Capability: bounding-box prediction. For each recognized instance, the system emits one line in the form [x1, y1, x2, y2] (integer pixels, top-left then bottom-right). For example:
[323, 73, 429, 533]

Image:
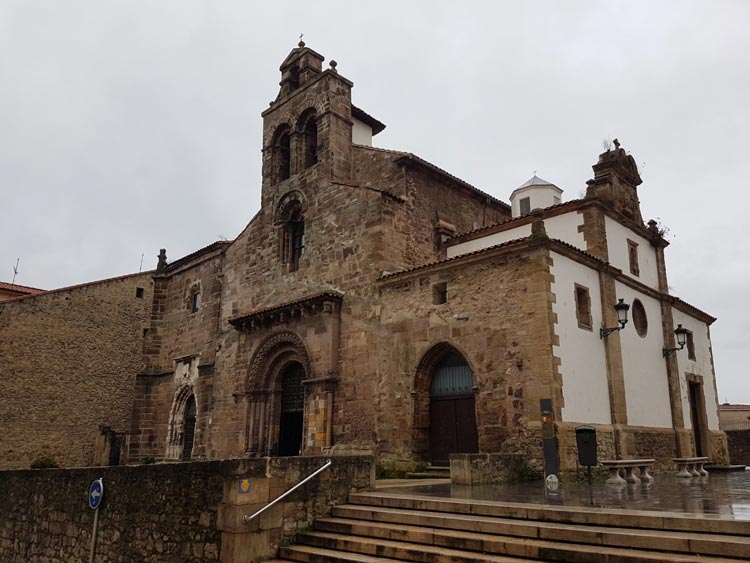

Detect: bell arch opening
[271, 124, 292, 184]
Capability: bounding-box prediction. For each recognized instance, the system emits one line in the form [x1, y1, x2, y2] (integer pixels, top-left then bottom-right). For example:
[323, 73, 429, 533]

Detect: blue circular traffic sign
[88, 478, 104, 510]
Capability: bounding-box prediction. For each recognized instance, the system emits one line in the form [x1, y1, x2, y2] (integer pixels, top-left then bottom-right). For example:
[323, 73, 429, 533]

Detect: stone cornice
[229, 290, 343, 332]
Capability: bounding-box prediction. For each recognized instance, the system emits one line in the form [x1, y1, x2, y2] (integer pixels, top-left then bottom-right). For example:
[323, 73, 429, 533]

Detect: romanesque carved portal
[244, 331, 311, 456]
[413, 343, 479, 465]
[165, 386, 197, 461]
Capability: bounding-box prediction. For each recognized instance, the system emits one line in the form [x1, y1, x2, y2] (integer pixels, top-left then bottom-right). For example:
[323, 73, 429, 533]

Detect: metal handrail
[241, 458, 332, 524]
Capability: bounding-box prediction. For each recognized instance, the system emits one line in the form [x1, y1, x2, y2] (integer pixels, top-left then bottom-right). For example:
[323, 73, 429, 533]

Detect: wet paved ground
[378, 470, 750, 520]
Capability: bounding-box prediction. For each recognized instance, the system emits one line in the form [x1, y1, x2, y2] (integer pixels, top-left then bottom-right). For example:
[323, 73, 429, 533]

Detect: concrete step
[300, 529, 737, 563]
[405, 465, 450, 479]
[277, 545, 405, 562]
[329, 504, 750, 559]
[316, 515, 750, 561]
[348, 491, 750, 536]
[404, 471, 450, 479]
[297, 531, 553, 562]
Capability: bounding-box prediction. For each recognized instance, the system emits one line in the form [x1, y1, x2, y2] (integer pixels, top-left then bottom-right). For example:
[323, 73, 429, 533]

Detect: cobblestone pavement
[379, 470, 750, 519]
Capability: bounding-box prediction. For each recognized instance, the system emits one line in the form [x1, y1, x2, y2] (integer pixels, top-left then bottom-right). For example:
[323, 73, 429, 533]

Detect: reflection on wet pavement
[379, 471, 750, 520]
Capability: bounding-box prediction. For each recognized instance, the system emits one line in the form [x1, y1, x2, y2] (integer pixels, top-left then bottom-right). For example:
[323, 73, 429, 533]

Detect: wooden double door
[429, 394, 479, 465]
[428, 353, 479, 466]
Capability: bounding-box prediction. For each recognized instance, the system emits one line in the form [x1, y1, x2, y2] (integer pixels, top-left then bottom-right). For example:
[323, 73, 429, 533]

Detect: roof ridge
[379, 236, 532, 280]
[1, 270, 154, 304]
[352, 144, 408, 156]
[0, 281, 44, 292]
[449, 198, 586, 241]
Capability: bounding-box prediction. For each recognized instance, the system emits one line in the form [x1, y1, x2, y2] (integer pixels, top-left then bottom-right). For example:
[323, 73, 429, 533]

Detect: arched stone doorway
[414, 344, 479, 465]
[165, 386, 198, 461]
[278, 362, 305, 456]
[245, 331, 312, 457]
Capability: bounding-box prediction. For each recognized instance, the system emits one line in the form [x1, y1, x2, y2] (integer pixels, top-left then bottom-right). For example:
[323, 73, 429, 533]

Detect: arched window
[277, 197, 306, 272]
[286, 208, 305, 271]
[298, 110, 318, 169]
[272, 125, 292, 184]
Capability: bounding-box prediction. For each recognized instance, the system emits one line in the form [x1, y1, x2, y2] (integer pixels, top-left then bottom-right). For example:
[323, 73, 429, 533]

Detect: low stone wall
[725, 429, 750, 465]
[0, 456, 373, 563]
[450, 453, 543, 485]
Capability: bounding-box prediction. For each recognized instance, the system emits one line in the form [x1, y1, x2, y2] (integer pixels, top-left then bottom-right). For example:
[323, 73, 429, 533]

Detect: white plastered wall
[447, 224, 532, 257]
[605, 216, 659, 289]
[551, 252, 611, 424]
[352, 118, 372, 146]
[615, 281, 673, 428]
[447, 210, 586, 259]
[672, 308, 721, 431]
[545, 212, 586, 248]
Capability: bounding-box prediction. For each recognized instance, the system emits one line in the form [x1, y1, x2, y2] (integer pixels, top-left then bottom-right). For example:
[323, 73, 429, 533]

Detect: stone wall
[450, 453, 543, 485]
[130, 248, 226, 463]
[0, 273, 153, 470]
[0, 456, 373, 563]
[376, 240, 558, 472]
[726, 430, 750, 465]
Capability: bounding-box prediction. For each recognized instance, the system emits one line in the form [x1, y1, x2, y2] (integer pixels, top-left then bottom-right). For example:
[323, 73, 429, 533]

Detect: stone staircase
[268, 489, 750, 562]
[404, 465, 450, 479]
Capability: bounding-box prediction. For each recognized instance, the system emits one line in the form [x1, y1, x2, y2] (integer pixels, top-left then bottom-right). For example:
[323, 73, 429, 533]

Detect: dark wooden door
[278, 412, 304, 456]
[181, 396, 196, 461]
[428, 353, 479, 466]
[429, 395, 478, 466]
[108, 433, 123, 466]
[688, 382, 704, 457]
[278, 363, 305, 456]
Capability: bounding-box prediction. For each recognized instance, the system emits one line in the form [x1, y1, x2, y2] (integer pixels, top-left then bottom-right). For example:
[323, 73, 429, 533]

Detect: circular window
[632, 299, 648, 337]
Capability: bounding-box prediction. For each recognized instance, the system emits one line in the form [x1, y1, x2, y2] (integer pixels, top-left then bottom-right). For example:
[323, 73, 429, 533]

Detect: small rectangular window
[135, 287, 144, 299]
[627, 239, 640, 276]
[574, 284, 592, 330]
[687, 331, 696, 360]
[191, 291, 201, 313]
[520, 197, 531, 215]
[432, 282, 447, 305]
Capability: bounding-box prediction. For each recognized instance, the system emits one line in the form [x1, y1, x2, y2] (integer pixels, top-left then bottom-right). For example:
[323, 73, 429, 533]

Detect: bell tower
[586, 140, 645, 224]
[260, 41, 355, 201]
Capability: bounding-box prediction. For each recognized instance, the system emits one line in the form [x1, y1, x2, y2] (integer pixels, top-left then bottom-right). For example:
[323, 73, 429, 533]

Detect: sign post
[87, 478, 104, 563]
[539, 399, 559, 486]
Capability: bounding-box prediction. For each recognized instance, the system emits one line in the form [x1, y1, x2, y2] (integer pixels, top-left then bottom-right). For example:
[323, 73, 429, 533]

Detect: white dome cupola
[510, 175, 563, 218]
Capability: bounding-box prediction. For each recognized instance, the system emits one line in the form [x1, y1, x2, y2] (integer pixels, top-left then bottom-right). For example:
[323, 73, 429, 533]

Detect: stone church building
[0, 43, 728, 475]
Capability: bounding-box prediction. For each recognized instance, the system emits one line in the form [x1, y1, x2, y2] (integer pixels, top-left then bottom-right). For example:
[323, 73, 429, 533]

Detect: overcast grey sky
[1, 1, 748, 402]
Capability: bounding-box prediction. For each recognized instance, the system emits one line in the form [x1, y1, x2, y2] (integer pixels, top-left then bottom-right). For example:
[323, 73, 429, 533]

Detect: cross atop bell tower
[277, 40, 325, 101]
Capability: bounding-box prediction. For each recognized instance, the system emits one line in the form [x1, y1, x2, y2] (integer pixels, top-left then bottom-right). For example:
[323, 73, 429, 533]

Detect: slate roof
[351, 105, 386, 135]
[517, 174, 557, 189]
